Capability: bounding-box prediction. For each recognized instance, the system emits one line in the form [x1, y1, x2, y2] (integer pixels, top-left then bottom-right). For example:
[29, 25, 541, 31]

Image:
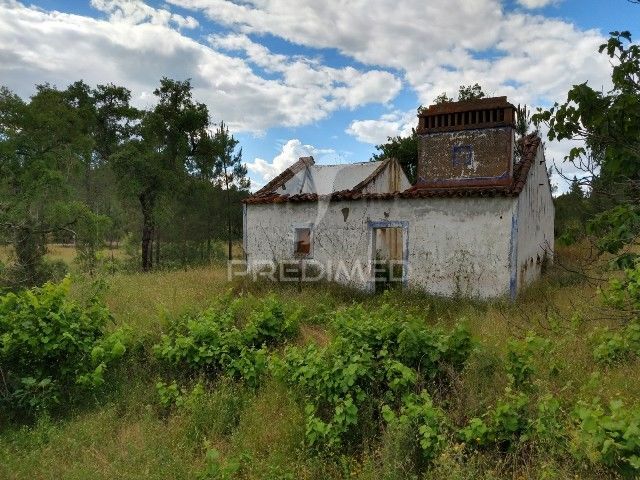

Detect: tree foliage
[534, 31, 640, 261]
[0, 78, 250, 283]
[372, 130, 420, 184]
[0, 278, 126, 417]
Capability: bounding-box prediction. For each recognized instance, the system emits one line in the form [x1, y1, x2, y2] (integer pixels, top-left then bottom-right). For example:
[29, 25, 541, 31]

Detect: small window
[294, 228, 311, 255]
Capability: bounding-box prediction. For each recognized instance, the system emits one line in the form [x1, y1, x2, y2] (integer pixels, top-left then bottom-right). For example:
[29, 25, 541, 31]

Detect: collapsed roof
[244, 134, 542, 205]
[247, 156, 410, 203]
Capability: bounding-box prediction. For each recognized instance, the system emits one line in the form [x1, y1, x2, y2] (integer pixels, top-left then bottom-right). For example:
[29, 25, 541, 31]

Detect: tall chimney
[415, 96, 516, 187]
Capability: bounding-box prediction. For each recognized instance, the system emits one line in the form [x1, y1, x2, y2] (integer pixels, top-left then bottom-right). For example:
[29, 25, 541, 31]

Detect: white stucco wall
[244, 196, 516, 299]
[513, 144, 555, 292]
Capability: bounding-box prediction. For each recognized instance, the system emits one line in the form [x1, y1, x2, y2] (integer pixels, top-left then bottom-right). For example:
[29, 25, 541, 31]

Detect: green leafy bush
[592, 322, 640, 364]
[602, 260, 640, 311]
[381, 390, 447, 470]
[156, 380, 205, 411]
[591, 260, 640, 364]
[505, 334, 551, 388]
[272, 303, 472, 452]
[459, 390, 563, 452]
[572, 399, 640, 474]
[154, 295, 298, 387]
[0, 278, 125, 417]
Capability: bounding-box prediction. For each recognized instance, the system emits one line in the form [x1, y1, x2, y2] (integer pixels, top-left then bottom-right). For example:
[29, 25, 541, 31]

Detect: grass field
[0, 243, 637, 480]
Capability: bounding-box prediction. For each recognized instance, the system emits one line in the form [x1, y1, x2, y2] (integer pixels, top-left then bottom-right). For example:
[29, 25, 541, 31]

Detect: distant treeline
[0, 78, 250, 288]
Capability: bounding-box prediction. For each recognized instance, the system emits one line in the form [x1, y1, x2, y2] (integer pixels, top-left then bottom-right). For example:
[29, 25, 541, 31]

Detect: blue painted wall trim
[508, 203, 519, 300]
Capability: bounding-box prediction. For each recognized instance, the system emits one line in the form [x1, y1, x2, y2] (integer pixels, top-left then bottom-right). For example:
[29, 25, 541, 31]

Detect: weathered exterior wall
[513, 144, 555, 292]
[417, 128, 513, 184]
[244, 197, 516, 298]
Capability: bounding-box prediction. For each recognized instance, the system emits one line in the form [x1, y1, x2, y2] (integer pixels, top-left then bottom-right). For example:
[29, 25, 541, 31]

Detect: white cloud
[91, 0, 199, 28]
[170, 0, 611, 107]
[0, 1, 401, 134]
[247, 139, 335, 184]
[517, 0, 559, 8]
[346, 110, 415, 145]
[210, 33, 402, 110]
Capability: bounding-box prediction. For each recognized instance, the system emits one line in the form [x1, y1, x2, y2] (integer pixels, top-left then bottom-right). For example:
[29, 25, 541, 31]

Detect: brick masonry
[417, 127, 514, 186]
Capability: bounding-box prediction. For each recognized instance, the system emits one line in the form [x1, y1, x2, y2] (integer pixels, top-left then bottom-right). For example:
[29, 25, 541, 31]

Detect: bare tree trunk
[155, 229, 160, 267]
[139, 192, 155, 272]
[149, 227, 154, 270]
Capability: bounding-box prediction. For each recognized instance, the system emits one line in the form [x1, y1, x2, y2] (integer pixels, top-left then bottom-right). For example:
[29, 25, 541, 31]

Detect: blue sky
[1, 0, 638, 191]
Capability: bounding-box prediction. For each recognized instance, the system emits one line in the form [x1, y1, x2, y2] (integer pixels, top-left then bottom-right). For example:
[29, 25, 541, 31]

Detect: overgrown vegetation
[2, 266, 640, 479]
[0, 278, 126, 420]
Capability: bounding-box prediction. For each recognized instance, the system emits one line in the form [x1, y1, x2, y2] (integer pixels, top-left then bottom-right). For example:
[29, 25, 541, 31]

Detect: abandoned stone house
[242, 97, 554, 299]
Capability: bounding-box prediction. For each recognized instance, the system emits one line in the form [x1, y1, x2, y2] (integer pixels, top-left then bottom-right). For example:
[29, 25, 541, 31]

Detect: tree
[63, 81, 139, 270]
[210, 121, 250, 260]
[533, 31, 640, 261]
[457, 83, 486, 101]
[433, 92, 453, 104]
[113, 78, 211, 271]
[515, 104, 533, 137]
[0, 85, 92, 286]
[533, 32, 639, 188]
[372, 131, 419, 184]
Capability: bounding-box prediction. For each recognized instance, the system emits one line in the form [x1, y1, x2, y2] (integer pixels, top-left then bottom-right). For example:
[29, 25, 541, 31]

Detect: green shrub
[0, 277, 125, 417]
[272, 303, 473, 452]
[592, 322, 640, 364]
[381, 390, 448, 471]
[603, 260, 640, 311]
[572, 399, 640, 474]
[156, 380, 205, 411]
[459, 390, 563, 452]
[154, 295, 298, 387]
[505, 334, 551, 388]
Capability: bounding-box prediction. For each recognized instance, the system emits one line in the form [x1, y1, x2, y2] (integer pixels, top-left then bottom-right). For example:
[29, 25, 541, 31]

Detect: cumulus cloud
[0, 1, 401, 134]
[247, 139, 336, 185]
[517, 0, 559, 8]
[210, 33, 402, 109]
[170, 0, 610, 107]
[91, 0, 199, 28]
[346, 111, 415, 145]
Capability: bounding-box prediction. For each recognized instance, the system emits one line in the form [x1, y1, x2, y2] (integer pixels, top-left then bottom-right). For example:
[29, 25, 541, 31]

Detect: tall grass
[1, 243, 637, 479]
